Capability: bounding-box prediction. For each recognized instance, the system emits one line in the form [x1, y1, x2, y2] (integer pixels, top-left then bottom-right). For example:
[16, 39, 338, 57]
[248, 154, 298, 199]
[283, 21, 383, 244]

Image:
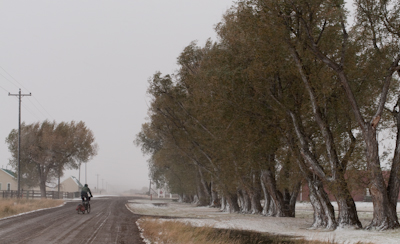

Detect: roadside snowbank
[0, 201, 66, 221]
[127, 199, 400, 244]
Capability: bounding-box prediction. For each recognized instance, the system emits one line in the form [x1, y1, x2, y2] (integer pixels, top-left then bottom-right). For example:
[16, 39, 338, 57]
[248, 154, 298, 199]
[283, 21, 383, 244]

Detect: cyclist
[81, 184, 93, 203]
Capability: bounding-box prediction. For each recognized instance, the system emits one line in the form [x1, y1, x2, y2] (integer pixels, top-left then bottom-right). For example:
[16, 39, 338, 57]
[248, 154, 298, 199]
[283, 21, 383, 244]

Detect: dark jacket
[81, 186, 92, 196]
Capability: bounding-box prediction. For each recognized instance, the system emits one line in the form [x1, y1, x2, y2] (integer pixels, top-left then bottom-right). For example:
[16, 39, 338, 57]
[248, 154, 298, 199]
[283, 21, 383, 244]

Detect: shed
[59, 176, 83, 193]
[0, 168, 18, 191]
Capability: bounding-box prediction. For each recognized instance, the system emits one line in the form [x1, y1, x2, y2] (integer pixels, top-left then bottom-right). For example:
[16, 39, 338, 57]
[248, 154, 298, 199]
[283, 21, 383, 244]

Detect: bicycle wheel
[86, 203, 91, 213]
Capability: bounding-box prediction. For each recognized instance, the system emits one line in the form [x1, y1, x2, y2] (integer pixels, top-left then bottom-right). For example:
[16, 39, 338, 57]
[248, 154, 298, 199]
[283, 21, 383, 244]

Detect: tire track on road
[51, 211, 104, 243]
[85, 211, 111, 244]
[0, 197, 145, 244]
[1, 203, 77, 244]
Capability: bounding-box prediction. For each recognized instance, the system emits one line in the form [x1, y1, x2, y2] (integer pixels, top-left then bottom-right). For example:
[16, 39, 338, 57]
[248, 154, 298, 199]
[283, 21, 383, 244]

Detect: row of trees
[6, 120, 98, 197]
[135, 0, 400, 230]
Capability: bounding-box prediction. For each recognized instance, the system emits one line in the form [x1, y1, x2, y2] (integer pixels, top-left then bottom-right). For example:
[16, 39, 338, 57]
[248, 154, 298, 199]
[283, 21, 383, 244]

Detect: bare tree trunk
[284, 128, 337, 229]
[331, 174, 362, 228]
[261, 179, 270, 215]
[287, 44, 362, 228]
[308, 183, 326, 229]
[220, 195, 227, 212]
[366, 128, 399, 229]
[183, 194, 193, 203]
[239, 189, 251, 213]
[250, 188, 263, 214]
[246, 172, 263, 214]
[260, 174, 276, 216]
[285, 182, 300, 217]
[37, 165, 47, 198]
[294, 8, 400, 227]
[261, 168, 294, 217]
[286, 109, 362, 227]
[225, 192, 240, 213]
[298, 160, 337, 229]
[307, 179, 337, 229]
[210, 182, 220, 208]
[387, 100, 400, 213]
[195, 170, 209, 206]
[39, 179, 46, 198]
[237, 189, 244, 211]
[268, 199, 277, 216]
[198, 167, 211, 204]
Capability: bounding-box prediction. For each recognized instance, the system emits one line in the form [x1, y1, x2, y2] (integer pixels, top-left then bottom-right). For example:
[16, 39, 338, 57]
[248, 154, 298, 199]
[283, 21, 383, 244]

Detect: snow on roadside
[0, 195, 116, 221]
[127, 199, 400, 244]
[125, 202, 154, 244]
[135, 220, 153, 244]
[0, 201, 67, 221]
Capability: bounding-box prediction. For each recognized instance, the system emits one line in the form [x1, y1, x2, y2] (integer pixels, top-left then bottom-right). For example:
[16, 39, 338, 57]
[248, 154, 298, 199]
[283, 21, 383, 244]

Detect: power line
[1, 66, 54, 120]
[0, 72, 19, 90]
[11, 95, 42, 121]
[0, 84, 9, 93]
[25, 97, 51, 120]
[28, 96, 54, 120]
[21, 100, 42, 121]
[0, 66, 30, 92]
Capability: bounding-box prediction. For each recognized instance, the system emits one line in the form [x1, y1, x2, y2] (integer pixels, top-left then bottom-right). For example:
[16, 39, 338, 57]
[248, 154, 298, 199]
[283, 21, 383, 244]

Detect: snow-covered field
[127, 199, 400, 244]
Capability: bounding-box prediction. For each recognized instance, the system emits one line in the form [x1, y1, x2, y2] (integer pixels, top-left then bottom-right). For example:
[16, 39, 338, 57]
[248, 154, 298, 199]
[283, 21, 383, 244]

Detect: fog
[0, 0, 235, 193]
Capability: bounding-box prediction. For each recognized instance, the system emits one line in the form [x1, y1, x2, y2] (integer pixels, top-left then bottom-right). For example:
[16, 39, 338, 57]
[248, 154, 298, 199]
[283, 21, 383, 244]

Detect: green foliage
[136, 0, 400, 227]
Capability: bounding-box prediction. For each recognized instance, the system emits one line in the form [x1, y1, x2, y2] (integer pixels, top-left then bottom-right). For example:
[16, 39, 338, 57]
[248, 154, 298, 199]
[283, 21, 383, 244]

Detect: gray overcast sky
[0, 0, 235, 192]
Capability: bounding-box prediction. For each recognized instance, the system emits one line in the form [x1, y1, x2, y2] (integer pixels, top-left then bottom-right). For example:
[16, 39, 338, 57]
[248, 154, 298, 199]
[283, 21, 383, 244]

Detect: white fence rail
[0, 190, 80, 199]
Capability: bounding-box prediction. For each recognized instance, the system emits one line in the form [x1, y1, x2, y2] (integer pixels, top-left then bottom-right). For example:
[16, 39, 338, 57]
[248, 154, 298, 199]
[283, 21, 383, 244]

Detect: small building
[58, 176, 83, 193]
[0, 168, 18, 191]
[149, 182, 172, 198]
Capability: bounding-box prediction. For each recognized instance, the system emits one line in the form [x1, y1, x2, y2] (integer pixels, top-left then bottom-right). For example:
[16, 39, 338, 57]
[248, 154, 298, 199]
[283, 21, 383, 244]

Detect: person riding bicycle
[81, 184, 93, 202]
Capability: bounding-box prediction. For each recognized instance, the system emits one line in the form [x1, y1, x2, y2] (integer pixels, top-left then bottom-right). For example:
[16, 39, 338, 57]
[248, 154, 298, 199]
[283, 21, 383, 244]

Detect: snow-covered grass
[137, 218, 246, 244]
[128, 199, 400, 244]
[136, 217, 337, 244]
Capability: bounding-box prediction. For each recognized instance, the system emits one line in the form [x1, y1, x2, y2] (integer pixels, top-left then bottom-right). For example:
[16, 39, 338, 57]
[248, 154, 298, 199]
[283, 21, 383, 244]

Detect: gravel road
[0, 196, 145, 244]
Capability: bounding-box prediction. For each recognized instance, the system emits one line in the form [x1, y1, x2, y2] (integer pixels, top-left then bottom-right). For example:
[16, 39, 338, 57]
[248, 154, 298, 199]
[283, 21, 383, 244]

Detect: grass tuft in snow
[0, 198, 63, 219]
[137, 217, 356, 244]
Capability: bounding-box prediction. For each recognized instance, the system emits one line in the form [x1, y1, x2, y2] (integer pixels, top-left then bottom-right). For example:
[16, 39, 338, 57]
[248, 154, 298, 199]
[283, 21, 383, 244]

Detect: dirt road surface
[0, 196, 145, 244]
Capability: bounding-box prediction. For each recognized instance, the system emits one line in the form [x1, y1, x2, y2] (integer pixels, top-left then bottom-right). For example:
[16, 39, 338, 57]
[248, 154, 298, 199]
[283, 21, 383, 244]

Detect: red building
[296, 171, 397, 202]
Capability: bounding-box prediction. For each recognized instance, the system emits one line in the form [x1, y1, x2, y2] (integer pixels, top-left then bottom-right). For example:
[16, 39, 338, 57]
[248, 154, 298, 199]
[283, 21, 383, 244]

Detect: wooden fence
[1, 190, 80, 199]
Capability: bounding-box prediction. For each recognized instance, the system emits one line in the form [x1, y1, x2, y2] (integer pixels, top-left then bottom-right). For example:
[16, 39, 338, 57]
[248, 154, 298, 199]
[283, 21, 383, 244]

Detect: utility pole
[96, 174, 99, 192]
[9, 88, 31, 198]
[149, 180, 151, 195]
[78, 163, 81, 183]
